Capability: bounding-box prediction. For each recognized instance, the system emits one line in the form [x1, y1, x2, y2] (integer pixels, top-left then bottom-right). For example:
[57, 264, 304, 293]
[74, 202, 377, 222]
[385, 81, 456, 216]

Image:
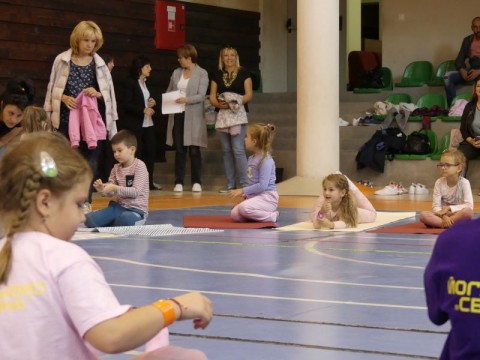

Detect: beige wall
[382, 0, 477, 81]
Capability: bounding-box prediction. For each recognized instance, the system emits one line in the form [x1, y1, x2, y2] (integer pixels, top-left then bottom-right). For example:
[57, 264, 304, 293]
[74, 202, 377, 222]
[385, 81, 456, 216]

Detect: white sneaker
[415, 183, 429, 195]
[339, 118, 349, 126]
[192, 183, 202, 192]
[374, 182, 407, 195]
[173, 184, 183, 192]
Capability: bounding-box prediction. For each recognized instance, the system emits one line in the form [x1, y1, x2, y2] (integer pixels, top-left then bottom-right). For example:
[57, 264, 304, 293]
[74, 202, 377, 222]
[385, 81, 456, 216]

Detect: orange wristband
[152, 299, 176, 327]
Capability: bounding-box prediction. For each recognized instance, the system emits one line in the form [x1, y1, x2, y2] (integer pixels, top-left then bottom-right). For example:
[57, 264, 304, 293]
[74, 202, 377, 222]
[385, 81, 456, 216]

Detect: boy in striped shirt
[85, 130, 149, 227]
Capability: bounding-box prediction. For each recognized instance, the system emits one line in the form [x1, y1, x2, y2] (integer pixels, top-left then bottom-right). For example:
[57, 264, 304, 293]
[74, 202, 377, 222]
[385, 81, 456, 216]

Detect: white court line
[347, 233, 438, 242]
[305, 241, 424, 269]
[109, 283, 427, 310]
[93, 256, 422, 290]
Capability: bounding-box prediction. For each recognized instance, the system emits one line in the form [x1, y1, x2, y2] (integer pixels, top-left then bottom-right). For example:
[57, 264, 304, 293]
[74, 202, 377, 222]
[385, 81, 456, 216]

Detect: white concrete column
[277, 0, 339, 195]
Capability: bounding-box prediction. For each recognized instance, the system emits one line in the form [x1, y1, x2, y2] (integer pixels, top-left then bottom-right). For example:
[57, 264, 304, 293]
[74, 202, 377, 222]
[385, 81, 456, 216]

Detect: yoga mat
[183, 215, 277, 229]
[369, 221, 445, 235]
[74, 224, 223, 239]
[276, 211, 416, 232]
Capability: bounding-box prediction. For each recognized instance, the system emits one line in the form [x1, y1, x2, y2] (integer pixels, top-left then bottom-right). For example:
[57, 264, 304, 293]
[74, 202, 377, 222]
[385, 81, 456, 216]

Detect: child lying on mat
[228, 123, 279, 222]
[85, 130, 149, 227]
[419, 150, 473, 228]
[310, 173, 377, 229]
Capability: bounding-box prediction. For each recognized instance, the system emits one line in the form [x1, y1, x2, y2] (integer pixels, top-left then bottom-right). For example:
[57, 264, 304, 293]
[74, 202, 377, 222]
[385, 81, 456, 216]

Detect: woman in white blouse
[166, 44, 209, 192]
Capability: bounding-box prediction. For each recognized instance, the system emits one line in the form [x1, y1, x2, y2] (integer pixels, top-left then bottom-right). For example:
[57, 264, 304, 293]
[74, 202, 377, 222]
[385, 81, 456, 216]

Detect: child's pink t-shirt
[0, 232, 131, 359]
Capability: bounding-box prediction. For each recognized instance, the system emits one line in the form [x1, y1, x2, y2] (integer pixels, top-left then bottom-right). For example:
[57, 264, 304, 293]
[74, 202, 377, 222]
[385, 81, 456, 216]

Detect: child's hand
[227, 189, 244, 198]
[102, 183, 117, 196]
[442, 215, 453, 228]
[321, 201, 332, 219]
[436, 206, 451, 217]
[173, 292, 213, 330]
[318, 218, 334, 230]
[93, 179, 104, 192]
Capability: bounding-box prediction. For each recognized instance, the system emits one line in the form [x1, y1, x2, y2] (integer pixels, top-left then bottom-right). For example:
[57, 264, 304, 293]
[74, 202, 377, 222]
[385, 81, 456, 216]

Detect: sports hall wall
[379, 0, 477, 84]
[0, 0, 260, 117]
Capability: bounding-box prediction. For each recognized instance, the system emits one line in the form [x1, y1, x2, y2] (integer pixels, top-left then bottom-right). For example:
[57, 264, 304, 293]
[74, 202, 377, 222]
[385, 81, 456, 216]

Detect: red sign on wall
[155, 1, 186, 50]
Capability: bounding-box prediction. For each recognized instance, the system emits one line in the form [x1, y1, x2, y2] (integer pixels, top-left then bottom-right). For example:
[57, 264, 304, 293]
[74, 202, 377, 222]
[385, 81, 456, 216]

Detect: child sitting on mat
[85, 130, 149, 227]
[310, 173, 377, 229]
[419, 150, 473, 228]
[0, 132, 212, 359]
[228, 123, 279, 222]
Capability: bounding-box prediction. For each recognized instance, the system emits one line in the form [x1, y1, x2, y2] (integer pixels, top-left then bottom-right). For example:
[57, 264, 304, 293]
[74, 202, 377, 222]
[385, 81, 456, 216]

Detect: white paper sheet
[161, 90, 184, 114]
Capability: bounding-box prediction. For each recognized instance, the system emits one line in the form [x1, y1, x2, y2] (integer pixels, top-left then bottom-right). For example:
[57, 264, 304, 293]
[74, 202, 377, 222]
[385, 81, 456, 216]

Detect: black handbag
[404, 131, 431, 154]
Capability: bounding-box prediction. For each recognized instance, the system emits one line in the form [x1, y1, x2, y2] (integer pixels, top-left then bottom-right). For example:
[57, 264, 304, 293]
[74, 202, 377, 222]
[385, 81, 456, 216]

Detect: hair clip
[40, 151, 58, 178]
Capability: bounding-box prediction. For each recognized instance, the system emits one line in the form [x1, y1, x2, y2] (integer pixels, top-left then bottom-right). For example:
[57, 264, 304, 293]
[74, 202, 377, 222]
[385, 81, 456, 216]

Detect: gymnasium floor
[78, 191, 451, 360]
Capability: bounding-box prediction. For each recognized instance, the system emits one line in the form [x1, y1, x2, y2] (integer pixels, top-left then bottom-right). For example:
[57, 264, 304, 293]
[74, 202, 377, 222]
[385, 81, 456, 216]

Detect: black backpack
[356, 127, 407, 173]
[404, 131, 431, 155]
[360, 66, 384, 88]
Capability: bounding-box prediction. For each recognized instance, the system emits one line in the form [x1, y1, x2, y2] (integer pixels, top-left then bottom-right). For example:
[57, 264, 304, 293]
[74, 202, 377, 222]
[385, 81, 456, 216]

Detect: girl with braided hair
[0, 132, 212, 359]
[228, 123, 279, 222]
[310, 173, 377, 229]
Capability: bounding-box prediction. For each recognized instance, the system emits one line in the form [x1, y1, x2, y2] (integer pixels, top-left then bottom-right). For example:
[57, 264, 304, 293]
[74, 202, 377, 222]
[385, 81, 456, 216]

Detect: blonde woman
[44, 20, 118, 211]
[209, 46, 253, 193]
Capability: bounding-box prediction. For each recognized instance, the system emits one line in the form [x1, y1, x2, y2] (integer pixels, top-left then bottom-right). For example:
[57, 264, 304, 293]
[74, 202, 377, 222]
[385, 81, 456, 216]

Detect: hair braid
[0, 167, 41, 284]
[8, 167, 42, 237]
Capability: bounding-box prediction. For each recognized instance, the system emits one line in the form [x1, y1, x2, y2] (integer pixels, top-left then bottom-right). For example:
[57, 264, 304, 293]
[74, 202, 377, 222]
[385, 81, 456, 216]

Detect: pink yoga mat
[183, 215, 277, 229]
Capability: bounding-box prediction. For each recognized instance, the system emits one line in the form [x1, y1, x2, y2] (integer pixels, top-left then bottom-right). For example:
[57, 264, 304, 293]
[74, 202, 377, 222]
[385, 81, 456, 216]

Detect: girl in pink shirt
[311, 173, 377, 229]
[0, 132, 212, 360]
[420, 150, 474, 228]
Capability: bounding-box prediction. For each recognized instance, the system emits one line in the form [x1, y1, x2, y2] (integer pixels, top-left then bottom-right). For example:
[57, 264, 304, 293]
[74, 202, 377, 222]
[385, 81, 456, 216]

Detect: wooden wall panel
[0, 0, 260, 107]
[0, 0, 260, 158]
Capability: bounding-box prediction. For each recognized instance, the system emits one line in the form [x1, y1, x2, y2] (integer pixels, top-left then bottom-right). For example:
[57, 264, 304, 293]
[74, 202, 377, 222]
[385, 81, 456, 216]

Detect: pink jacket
[69, 92, 107, 149]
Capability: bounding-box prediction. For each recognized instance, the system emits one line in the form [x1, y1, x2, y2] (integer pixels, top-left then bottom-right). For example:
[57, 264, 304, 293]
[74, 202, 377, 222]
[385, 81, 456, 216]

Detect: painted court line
[304, 241, 425, 269]
[93, 256, 423, 290]
[109, 283, 427, 310]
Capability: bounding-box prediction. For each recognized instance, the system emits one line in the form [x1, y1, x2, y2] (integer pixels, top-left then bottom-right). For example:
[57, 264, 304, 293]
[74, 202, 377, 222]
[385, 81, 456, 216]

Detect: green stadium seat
[384, 92, 412, 104]
[431, 131, 451, 160]
[408, 92, 448, 122]
[395, 61, 434, 87]
[427, 60, 456, 86]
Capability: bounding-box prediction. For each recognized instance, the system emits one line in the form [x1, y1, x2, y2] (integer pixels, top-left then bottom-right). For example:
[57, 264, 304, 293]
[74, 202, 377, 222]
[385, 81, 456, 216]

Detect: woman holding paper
[165, 44, 208, 192]
[123, 55, 160, 190]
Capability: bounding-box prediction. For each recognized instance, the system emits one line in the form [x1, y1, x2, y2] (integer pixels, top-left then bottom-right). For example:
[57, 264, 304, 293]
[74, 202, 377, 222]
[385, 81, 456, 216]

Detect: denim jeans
[218, 124, 248, 188]
[85, 201, 145, 227]
[444, 70, 465, 106]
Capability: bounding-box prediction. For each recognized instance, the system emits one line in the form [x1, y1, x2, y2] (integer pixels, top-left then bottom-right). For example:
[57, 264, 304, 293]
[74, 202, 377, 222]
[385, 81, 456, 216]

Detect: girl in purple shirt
[228, 123, 279, 222]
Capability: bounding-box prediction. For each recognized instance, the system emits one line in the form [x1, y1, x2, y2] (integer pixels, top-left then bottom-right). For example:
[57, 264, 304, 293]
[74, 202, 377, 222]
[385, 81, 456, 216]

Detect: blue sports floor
[75, 205, 447, 359]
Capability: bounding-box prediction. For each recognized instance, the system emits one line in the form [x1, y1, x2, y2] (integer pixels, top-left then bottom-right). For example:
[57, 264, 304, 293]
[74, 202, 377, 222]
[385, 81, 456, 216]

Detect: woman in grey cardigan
[166, 44, 208, 192]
